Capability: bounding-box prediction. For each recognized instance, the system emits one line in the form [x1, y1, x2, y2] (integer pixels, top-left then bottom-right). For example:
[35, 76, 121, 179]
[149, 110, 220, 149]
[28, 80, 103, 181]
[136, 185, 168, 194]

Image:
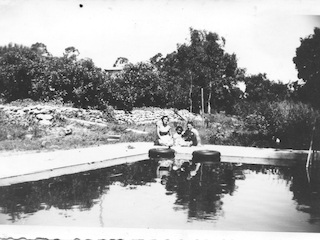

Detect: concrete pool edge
[1, 225, 320, 240]
[0, 142, 314, 187]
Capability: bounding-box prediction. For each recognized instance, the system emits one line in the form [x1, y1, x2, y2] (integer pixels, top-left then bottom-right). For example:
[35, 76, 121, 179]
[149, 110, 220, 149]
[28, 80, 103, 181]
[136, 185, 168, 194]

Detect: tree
[0, 44, 40, 101]
[64, 46, 80, 60]
[293, 27, 320, 108]
[31, 42, 51, 57]
[113, 57, 129, 67]
[106, 62, 167, 111]
[244, 73, 290, 102]
[156, 28, 243, 113]
[150, 52, 190, 110]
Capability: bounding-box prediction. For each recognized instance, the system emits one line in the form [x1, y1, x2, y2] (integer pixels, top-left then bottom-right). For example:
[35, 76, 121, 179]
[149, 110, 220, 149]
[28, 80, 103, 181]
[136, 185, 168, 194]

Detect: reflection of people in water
[164, 161, 236, 209]
[156, 159, 173, 185]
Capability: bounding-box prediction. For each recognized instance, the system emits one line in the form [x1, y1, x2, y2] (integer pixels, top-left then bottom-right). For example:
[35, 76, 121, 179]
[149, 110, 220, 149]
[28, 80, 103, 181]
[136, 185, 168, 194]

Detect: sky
[0, 0, 320, 83]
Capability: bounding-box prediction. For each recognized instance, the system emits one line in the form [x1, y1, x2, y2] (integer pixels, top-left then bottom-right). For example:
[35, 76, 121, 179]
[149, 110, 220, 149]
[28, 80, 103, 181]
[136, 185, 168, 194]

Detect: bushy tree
[0, 43, 108, 109]
[244, 73, 290, 102]
[0, 44, 40, 101]
[105, 62, 167, 111]
[293, 27, 320, 108]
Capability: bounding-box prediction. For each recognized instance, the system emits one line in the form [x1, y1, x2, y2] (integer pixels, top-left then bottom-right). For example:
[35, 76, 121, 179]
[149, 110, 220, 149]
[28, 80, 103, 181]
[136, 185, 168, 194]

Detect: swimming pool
[0, 158, 319, 232]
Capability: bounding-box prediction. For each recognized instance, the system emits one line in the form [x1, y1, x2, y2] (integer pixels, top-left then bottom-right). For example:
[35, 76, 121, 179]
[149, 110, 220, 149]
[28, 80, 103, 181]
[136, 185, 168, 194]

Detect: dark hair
[161, 115, 169, 121]
[187, 121, 194, 126]
[176, 126, 183, 132]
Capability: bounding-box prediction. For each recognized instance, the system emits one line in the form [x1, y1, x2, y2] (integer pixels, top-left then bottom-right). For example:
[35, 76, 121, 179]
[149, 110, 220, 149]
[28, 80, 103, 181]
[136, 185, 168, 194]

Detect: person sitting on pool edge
[154, 115, 173, 147]
[182, 121, 202, 146]
[173, 126, 191, 147]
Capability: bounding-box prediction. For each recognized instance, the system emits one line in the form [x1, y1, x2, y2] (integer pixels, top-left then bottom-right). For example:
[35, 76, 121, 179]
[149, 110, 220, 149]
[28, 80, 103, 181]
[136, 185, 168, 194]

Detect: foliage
[0, 31, 291, 114]
[151, 28, 245, 113]
[232, 100, 320, 149]
[105, 62, 167, 111]
[264, 101, 320, 149]
[0, 43, 38, 101]
[150, 52, 190, 109]
[244, 73, 291, 102]
[293, 27, 320, 108]
[0, 43, 108, 109]
[244, 114, 269, 136]
[1, 29, 319, 151]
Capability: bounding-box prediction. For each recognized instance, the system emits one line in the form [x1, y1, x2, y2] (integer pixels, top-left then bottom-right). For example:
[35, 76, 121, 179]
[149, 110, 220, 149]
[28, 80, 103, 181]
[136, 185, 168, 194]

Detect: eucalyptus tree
[156, 28, 243, 113]
[150, 52, 190, 110]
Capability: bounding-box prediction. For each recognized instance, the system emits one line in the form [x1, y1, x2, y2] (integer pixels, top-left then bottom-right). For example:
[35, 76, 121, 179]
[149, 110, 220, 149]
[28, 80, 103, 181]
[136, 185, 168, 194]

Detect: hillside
[0, 102, 213, 152]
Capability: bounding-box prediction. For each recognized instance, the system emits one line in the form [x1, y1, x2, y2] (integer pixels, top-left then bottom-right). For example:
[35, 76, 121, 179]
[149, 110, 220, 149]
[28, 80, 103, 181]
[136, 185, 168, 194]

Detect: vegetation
[0, 107, 156, 151]
[1, 27, 320, 151]
[293, 27, 320, 108]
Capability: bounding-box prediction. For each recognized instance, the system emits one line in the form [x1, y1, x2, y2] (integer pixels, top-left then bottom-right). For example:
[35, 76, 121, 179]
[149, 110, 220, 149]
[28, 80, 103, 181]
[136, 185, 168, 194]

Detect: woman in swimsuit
[155, 116, 173, 147]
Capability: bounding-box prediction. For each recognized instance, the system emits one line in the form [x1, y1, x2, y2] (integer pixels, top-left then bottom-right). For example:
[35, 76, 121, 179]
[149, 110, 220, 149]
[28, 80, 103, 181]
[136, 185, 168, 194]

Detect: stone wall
[0, 105, 200, 126]
[114, 108, 201, 125]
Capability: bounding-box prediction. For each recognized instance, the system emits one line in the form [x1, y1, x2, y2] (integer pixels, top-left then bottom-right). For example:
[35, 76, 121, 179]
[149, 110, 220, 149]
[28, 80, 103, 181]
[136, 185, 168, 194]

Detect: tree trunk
[201, 88, 204, 115]
[189, 71, 193, 112]
[207, 81, 212, 114]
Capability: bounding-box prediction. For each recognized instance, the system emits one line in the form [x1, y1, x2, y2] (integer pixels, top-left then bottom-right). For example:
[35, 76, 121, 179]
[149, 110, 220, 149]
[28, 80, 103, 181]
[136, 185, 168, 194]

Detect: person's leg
[191, 134, 198, 146]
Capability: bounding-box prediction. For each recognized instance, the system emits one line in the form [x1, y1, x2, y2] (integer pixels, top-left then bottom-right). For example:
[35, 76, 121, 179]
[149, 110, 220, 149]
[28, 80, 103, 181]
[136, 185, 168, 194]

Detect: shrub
[244, 114, 269, 136]
[233, 100, 320, 149]
[264, 101, 320, 149]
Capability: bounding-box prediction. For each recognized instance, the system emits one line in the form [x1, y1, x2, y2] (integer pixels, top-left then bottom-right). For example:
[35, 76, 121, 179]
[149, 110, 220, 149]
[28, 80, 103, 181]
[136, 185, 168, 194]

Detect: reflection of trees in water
[164, 163, 236, 220]
[0, 160, 159, 222]
[289, 162, 320, 223]
[2, 159, 318, 225]
[163, 162, 310, 222]
[234, 164, 293, 182]
[233, 163, 320, 224]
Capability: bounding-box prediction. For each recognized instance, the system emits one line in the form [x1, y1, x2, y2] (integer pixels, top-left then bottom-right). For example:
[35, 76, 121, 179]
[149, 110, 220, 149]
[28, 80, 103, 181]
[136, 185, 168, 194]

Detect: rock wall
[0, 105, 200, 126]
[0, 105, 107, 126]
[114, 108, 201, 125]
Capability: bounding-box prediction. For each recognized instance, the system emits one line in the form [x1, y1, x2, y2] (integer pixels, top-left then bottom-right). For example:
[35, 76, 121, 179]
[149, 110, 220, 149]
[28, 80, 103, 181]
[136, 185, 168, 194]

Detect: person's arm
[193, 129, 202, 146]
[156, 121, 161, 138]
[190, 163, 201, 177]
[181, 130, 187, 139]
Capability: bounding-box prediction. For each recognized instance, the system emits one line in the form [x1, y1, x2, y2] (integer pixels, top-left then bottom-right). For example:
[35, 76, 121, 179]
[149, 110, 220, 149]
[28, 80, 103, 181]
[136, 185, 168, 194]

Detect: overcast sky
[1, 0, 320, 83]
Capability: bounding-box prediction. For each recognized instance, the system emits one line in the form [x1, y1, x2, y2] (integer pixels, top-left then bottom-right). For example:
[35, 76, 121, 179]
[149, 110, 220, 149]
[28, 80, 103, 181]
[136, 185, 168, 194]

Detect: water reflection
[0, 160, 158, 222]
[160, 161, 236, 220]
[158, 159, 320, 225]
[0, 158, 320, 230]
[290, 162, 320, 224]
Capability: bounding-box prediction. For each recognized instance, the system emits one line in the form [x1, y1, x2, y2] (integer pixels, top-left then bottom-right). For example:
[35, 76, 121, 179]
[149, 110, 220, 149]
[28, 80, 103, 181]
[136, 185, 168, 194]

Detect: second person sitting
[173, 126, 191, 147]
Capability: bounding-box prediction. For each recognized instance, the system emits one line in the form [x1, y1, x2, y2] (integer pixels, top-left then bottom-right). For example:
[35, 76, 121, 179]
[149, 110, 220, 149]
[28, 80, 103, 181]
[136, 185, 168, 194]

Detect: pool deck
[0, 142, 312, 187]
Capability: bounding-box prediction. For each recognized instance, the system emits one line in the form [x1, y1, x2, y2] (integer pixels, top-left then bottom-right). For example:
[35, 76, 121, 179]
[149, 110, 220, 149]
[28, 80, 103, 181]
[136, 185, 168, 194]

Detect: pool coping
[0, 142, 314, 187]
[0, 225, 319, 240]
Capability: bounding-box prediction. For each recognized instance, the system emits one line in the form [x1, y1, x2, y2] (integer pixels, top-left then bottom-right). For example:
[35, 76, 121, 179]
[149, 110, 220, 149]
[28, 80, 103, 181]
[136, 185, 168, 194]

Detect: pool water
[0, 159, 320, 232]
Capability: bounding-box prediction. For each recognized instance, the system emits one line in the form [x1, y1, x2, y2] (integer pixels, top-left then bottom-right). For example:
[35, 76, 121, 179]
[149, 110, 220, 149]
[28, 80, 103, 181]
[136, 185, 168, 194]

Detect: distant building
[104, 66, 123, 74]
[104, 57, 129, 74]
